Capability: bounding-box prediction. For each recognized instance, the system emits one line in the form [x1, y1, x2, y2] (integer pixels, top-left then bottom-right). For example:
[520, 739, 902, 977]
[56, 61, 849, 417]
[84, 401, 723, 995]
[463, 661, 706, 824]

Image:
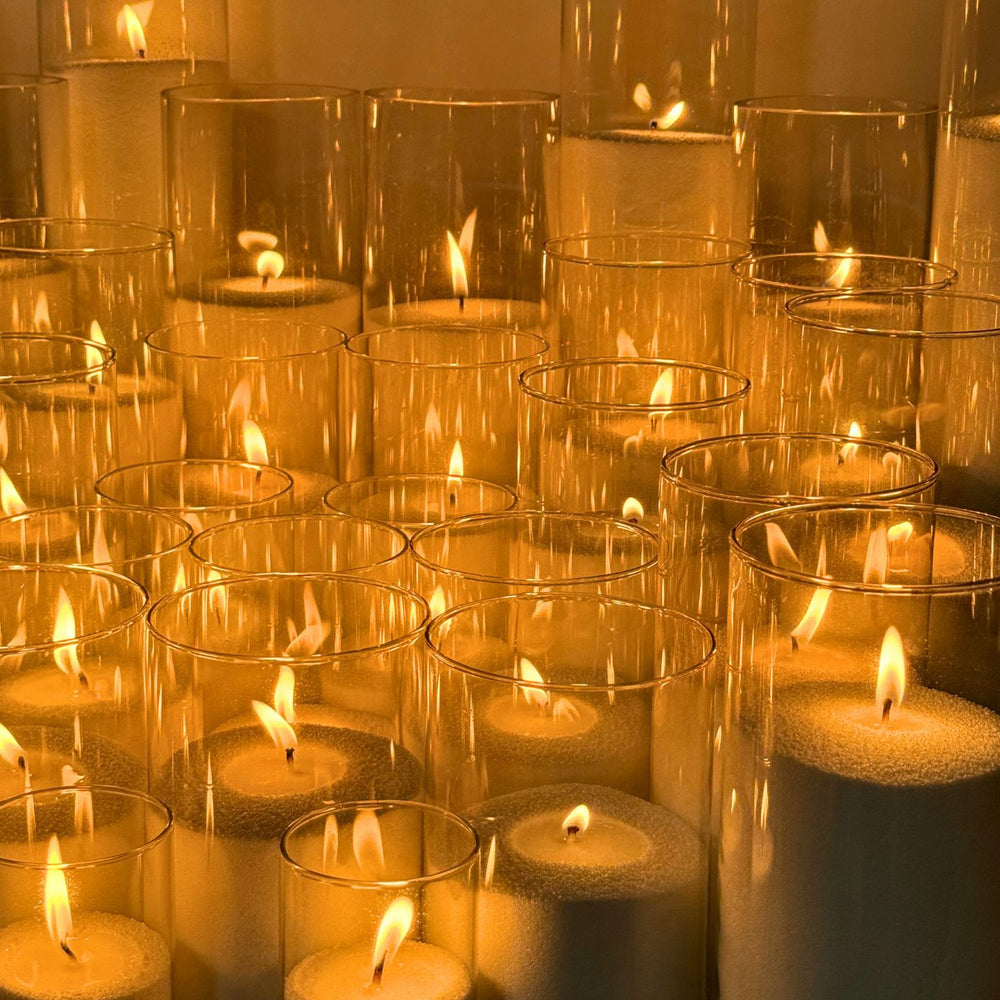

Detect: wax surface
[364, 299, 543, 332]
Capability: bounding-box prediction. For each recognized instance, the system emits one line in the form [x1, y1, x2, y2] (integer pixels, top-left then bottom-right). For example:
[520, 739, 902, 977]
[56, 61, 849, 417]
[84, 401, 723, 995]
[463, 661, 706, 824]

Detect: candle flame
[448, 440, 465, 478]
[44, 836, 74, 959]
[826, 251, 858, 289]
[616, 330, 639, 357]
[256, 250, 285, 289]
[322, 814, 339, 871]
[52, 589, 87, 689]
[274, 665, 296, 724]
[653, 101, 686, 130]
[458, 208, 477, 259]
[887, 521, 914, 545]
[227, 379, 253, 423]
[283, 588, 330, 657]
[237, 230, 279, 253]
[517, 656, 551, 710]
[0, 468, 27, 516]
[0, 722, 26, 771]
[251, 700, 298, 754]
[85, 320, 108, 376]
[621, 496, 644, 522]
[790, 587, 831, 649]
[353, 808, 385, 873]
[446, 231, 469, 301]
[837, 421, 863, 463]
[33, 292, 52, 332]
[813, 221, 831, 253]
[92, 514, 112, 565]
[875, 626, 906, 721]
[649, 369, 674, 407]
[764, 523, 801, 570]
[863, 525, 889, 585]
[117, 3, 147, 57]
[242, 420, 269, 465]
[370, 897, 414, 988]
[562, 804, 591, 839]
[632, 82, 653, 112]
[428, 586, 447, 618]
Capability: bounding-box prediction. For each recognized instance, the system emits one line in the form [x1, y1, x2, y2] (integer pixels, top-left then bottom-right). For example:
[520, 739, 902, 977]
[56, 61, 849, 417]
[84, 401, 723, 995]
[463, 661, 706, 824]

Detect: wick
[881, 698, 893, 724]
[88, 382, 96, 396]
[458, 295, 465, 312]
[371, 959, 386, 988]
[77, 670, 89, 691]
[138, 47, 146, 59]
[564, 824, 580, 841]
[16, 755, 25, 771]
[261, 274, 270, 292]
[60, 940, 78, 962]
[836, 453, 846, 467]
[648, 120, 658, 130]
[285, 746, 295, 764]
[790, 635, 799, 652]
[448, 490, 458, 506]
[255, 468, 263, 484]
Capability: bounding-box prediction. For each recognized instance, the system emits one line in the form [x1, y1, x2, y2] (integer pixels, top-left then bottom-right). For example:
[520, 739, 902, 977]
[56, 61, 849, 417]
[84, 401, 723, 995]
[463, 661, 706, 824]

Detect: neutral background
[1, 0, 946, 104]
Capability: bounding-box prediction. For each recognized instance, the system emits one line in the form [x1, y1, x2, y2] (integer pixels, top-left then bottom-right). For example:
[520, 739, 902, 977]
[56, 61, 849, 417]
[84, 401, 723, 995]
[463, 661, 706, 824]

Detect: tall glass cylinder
[364, 88, 557, 331]
[37, 0, 229, 226]
[559, 0, 757, 235]
[164, 83, 362, 333]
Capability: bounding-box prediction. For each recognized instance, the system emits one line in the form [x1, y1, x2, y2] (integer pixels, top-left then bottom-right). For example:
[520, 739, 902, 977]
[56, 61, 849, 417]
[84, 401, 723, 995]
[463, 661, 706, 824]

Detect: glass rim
[785, 288, 1000, 339]
[410, 511, 658, 585]
[544, 230, 750, 269]
[94, 459, 295, 512]
[145, 320, 347, 362]
[731, 500, 1000, 595]
[519, 357, 751, 412]
[0, 332, 115, 383]
[0, 217, 173, 256]
[187, 512, 410, 576]
[731, 251, 957, 292]
[0, 563, 147, 655]
[162, 81, 361, 104]
[660, 432, 940, 504]
[366, 86, 558, 108]
[345, 325, 550, 370]
[426, 592, 716, 692]
[0, 73, 66, 90]
[735, 95, 938, 117]
[0, 786, 172, 870]
[280, 799, 480, 888]
[148, 572, 429, 663]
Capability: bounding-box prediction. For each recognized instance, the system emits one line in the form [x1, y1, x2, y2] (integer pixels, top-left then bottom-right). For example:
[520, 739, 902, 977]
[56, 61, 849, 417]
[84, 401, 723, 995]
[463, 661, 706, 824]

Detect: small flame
[0, 468, 27, 516]
[353, 808, 385, 873]
[790, 588, 831, 649]
[458, 209, 477, 259]
[85, 320, 108, 374]
[764, 523, 801, 570]
[52, 589, 87, 689]
[887, 521, 914, 545]
[517, 657, 550, 711]
[242, 420, 269, 465]
[632, 82, 653, 112]
[274, 665, 296, 724]
[863, 525, 889, 585]
[837, 421, 863, 463]
[237, 231, 279, 253]
[322, 815, 339, 871]
[33, 292, 52, 332]
[251, 700, 298, 755]
[44, 836, 74, 959]
[370, 897, 414, 987]
[256, 250, 285, 289]
[0, 722, 26, 771]
[429, 586, 447, 619]
[227, 380, 253, 423]
[827, 251, 858, 289]
[813, 221, 831, 253]
[653, 101, 686, 130]
[562, 804, 591, 839]
[649, 369, 675, 407]
[616, 331, 639, 358]
[448, 441, 464, 478]
[117, 3, 147, 57]
[875, 626, 906, 722]
[621, 497, 644, 522]
[446, 231, 469, 301]
[92, 515, 112, 565]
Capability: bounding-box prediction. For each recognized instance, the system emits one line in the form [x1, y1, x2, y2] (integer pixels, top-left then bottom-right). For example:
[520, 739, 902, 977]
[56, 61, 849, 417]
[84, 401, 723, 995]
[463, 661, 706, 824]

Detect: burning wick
[561, 804, 591, 843]
[881, 697, 894, 724]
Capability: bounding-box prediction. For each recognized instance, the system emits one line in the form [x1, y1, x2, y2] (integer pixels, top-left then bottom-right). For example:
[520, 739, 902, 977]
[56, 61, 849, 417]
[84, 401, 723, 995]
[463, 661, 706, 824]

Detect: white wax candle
[364, 299, 543, 333]
[0, 912, 170, 1000]
[469, 782, 705, 1000]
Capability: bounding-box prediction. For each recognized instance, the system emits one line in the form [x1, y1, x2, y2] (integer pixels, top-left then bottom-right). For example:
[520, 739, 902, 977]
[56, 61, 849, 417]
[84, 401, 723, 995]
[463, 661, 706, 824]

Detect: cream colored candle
[364, 299, 542, 333]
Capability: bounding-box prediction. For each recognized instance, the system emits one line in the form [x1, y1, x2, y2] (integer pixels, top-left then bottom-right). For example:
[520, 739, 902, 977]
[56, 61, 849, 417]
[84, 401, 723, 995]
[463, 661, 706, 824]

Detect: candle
[364, 298, 542, 333]
[468, 782, 705, 1000]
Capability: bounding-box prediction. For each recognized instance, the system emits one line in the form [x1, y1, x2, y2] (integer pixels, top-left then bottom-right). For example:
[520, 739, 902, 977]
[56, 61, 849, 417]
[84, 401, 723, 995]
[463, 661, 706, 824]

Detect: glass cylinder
[545, 232, 749, 363]
[0, 333, 117, 507]
[164, 83, 362, 333]
[427, 591, 715, 999]
[0, 504, 193, 600]
[720, 502, 1000, 999]
[343, 325, 548, 487]
[0, 564, 148, 797]
[0, 219, 180, 465]
[729, 251, 957, 431]
[95, 458, 294, 534]
[733, 97, 938, 257]
[364, 88, 558, 331]
[323, 474, 517, 537]
[281, 801, 478, 1000]
[658, 433, 939, 631]
[410, 511, 659, 610]
[559, 0, 757, 235]
[0, 786, 173, 1000]
[519, 358, 749, 527]
[931, 2, 1000, 293]
[0, 75, 69, 217]
[188, 513, 410, 586]
[782, 288, 1000, 515]
[145, 319, 344, 510]
[37, 0, 229, 226]
[147, 574, 428, 1000]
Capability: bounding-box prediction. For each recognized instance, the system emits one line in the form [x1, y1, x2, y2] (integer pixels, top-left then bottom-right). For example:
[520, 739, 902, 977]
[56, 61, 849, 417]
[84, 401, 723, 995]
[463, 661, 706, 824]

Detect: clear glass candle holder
[658, 433, 939, 631]
[0, 75, 69, 217]
[0, 564, 148, 797]
[164, 83, 362, 334]
[0, 786, 173, 1000]
[95, 458, 294, 534]
[0, 504, 193, 600]
[0, 333, 117, 508]
[188, 513, 410, 587]
[147, 573, 428, 1000]
[145, 319, 345, 510]
[364, 88, 558, 332]
[782, 288, 1000, 514]
[720, 502, 1000, 999]
[323, 474, 517, 537]
[427, 591, 715, 1000]
[519, 358, 749, 527]
[729, 251, 957, 431]
[410, 510, 659, 610]
[343, 325, 548, 487]
[281, 801, 478, 1000]
[544, 231, 749, 364]
[733, 97, 938, 257]
[37, 0, 229, 226]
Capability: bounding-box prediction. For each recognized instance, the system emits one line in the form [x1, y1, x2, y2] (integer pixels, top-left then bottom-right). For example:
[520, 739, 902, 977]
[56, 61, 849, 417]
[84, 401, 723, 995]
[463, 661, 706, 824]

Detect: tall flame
[252, 700, 298, 756]
[863, 525, 889, 585]
[517, 656, 550, 711]
[428, 586, 447, 619]
[242, 420, 269, 465]
[44, 835, 74, 958]
[370, 897, 415, 987]
[789, 588, 831, 650]
[837, 421, 863, 463]
[446, 231, 469, 301]
[826, 250, 858, 289]
[0, 722, 26, 771]
[875, 626, 906, 722]
[274, 665, 296, 724]
[764, 523, 801, 570]
[448, 440, 465, 478]
[52, 589, 87, 689]
[649, 370, 675, 407]
[117, 3, 148, 57]
[0, 468, 27, 516]
[562, 804, 591, 839]
[353, 808, 385, 873]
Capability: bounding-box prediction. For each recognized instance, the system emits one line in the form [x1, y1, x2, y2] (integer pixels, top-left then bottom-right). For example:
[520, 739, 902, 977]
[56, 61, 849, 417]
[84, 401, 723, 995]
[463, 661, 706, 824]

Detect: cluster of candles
[0, 2, 998, 1000]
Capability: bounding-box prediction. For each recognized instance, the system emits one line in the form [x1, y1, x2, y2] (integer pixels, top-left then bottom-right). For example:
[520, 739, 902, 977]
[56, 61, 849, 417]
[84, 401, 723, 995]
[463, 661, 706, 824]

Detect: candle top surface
[195, 276, 360, 308]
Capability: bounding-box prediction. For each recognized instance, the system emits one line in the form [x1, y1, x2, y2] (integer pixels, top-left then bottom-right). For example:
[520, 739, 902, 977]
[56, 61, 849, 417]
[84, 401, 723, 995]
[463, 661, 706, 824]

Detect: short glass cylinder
[519, 358, 749, 526]
[343, 325, 549, 487]
[0, 564, 149, 798]
[281, 801, 478, 1000]
[733, 97, 938, 256]
[720, 502, 1000, 999]
[364, 88, 558, 331]
[0, 504, 192, 600]
[145, 319, 345, 510]
[782, 288, 1000, 514]
[544, 232, 749, 364]
[0, 333, 117, 506]
[0, 75, 69, 217]
[164, 83, 362, 334]
[410, 511, 659, 610]
[0, 786, 173, 1000]
[95, 458, 294, 533]
[426, 591, 715, 1000]
[658, 433, 940, 629]
[147, 573, 428, 1000]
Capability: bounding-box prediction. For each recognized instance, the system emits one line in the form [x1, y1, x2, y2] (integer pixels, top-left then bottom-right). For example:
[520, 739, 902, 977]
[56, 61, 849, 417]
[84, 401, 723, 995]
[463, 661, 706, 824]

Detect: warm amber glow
[274, 665, 296, 724]
[370, 897, 414, 987]
[649, 369, 675, 407]
[91, 515, 112, 565]
[562, 804, 591, 839]
[827, 251, 857, 289]
[876, 626, 906, 720]
[251, 700, 298, 754]
[887, 520, 914, 544]
[616, 330, 639, 357]
[428, 586, 447, 619]
[789, 587, 831, 649]
[813, 221, 831, 253]
[118, 4, 148, 57]
[621, 496, 644, 522]
[242, 419, 270, 465]
[765, 523, 801, 570]
[552, 697, 582, 722]
[256, 250, 285, 288]
[632, 82, 653, 112]
[237, 230, 279, 253]
[517, 656, 551, 710]
[863, 525, 889, 585]
[353, 808, 385, 873]
[52, 589, 86, 688]
[227, 379, 252, 422]
[458, 209, 477, 258]
[44, 836, 74, 958]
[33, 291, 52, 332]
[0, 468, 27, 516]
[0, 722, 25, 771]
[654, 101, 687, 130]
[448, 440, 465, 478]
[837, 420, 863, 462]
[85, 320, 108, 374]
[446, 230, 469, 300]
[283, 585, 330, 657]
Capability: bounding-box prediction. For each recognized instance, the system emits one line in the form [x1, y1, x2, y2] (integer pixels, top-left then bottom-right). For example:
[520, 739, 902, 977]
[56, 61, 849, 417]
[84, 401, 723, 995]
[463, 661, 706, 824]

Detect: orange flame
[252, 700, 297, 754]
[863, 525, 889, 585]
[876, 626, 906, 721]
[837, 421, 863, 463]
[446, 231, 469, 301]
[562, 804, 591, 838]
[621, 497, 644, 522]
[370, 897, 415, 987]
[353, 808, 385, 873]
[790, 587, 831, 649]
[0, 468, 27, 516]
[256, 250, 285, 289]
[765, 523, 801, 570]
[448, 441, 464, 478]
[242, 420, 269, 465]
[826, 250, 858, 289]
[649, 370, 674, 407]
[44, 835, 74, 958]
[117, 3, 147, 57]
[0, 722, 25, 771]
[274, 665, 296, 724]
[237, 230, 279, 253]
[52, 589, 86, 689]
[429, 586, 447, 619]
[653, 101, 686, 130]
[517, 656, 550, 711]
